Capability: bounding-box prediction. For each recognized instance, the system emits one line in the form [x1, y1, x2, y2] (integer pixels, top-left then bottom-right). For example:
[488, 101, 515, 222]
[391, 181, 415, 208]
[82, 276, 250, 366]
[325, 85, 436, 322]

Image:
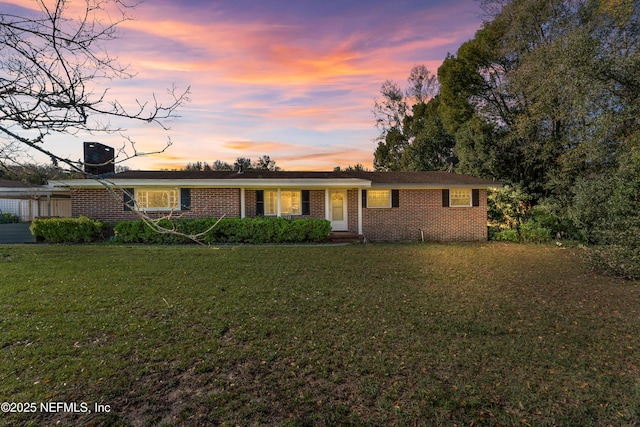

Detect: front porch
[328, 231, 365, 244]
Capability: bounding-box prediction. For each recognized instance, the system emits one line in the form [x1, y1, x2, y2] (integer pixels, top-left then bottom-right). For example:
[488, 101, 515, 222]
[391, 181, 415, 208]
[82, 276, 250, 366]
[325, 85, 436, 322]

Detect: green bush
[493, 228, 520, 242]
[113, 217, 332, 244]
[30, 216, 106, 243]
[0, 212, 20, 224]
[569, 163, 640, 278]
[491, 220, 552, 244]
[586, 245, 640, 280]
[519, 220, 552, 243]
[487, 185, 534, 230]
[529, 202, 578, 240]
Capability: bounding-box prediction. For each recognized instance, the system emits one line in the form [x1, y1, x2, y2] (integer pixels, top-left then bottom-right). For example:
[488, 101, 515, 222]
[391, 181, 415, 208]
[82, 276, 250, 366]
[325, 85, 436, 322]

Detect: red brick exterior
[70, 186, 488, 241]
[71, 188, 241, 223]
[360, 189, 487, 241]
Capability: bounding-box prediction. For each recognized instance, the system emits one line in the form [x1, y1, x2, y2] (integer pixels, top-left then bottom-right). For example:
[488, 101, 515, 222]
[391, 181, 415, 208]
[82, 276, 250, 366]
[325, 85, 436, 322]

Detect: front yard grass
[1, 243, 639, 426]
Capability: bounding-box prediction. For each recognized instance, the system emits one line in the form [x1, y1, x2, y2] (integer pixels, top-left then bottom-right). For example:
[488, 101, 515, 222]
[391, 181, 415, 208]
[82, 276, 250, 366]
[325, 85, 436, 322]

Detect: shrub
[569, 160, 640, 278]
[493, 229, 519, 243]
[0, 212, 20, 224]
[113, 217, 332, 244]
[30, 216, 106, 243]
[491, 220, 551, 244]
[487, 185, 531, 230]
[519, 220, 552, 243]
[586, 245, 640, 280]
[529, 202, 578, 240]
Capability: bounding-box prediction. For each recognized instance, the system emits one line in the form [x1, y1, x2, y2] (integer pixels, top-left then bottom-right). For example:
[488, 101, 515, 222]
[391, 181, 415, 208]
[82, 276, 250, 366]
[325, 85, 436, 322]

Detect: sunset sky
[5, 0, 486, 171]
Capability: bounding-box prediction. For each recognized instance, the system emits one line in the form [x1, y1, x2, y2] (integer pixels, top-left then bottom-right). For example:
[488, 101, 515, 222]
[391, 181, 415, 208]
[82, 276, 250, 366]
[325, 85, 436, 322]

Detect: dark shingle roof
[111, 170, 498, 186]
[0, 179, 40, 188]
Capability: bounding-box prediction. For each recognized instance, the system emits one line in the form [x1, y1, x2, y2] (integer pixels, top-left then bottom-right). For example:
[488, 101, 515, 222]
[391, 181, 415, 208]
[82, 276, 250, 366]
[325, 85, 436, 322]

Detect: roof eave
[370, 182, 502, 189]
[50, 178, 374, 188]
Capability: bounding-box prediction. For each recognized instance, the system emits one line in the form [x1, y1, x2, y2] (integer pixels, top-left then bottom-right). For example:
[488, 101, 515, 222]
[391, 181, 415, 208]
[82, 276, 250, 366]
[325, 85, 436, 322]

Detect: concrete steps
[329, 231, 364, 244]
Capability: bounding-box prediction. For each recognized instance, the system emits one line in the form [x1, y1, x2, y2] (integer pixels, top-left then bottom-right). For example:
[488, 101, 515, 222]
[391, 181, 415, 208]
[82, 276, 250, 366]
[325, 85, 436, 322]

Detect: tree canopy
[437, 0, 640, 199]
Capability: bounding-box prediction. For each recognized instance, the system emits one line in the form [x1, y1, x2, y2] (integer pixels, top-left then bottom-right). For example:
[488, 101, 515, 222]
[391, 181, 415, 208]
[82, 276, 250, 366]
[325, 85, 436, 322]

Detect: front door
[329, 190, 348, 231]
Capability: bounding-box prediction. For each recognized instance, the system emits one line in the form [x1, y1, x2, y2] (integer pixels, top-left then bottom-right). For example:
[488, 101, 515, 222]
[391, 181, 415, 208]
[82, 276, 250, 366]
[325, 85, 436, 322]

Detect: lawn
[1, 243, 640, 426]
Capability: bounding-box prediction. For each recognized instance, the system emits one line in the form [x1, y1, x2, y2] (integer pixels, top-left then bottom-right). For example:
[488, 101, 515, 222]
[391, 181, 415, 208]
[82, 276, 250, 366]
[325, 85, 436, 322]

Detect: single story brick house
[50, 170, 499, 241]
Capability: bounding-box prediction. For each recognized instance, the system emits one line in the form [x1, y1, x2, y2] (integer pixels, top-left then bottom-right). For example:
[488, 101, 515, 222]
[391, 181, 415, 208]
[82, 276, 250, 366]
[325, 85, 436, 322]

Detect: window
[450, 189, 471, 207]
[135, 188, 179, 211]
[264, 190, 301, 215]
[367, 190, 391, 208]
[265, 190, 277, 215]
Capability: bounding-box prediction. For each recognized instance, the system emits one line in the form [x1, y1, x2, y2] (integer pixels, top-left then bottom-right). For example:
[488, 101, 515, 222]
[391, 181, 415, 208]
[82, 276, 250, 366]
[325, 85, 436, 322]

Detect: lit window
[265, 190, 301, 215]
[368, 190, 391, 208]
[450, 189, 471, 207]
[265, 191, 277, 215]
[136, 188, 179, 211]
[280, 191, 301, 215]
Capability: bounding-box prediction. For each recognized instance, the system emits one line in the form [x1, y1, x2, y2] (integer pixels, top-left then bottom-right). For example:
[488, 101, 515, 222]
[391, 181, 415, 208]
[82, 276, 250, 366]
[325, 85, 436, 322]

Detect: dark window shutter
[180, 188, 191, 210]
[472, 189, 480, 207]
[301, 190, 310, 215]
[391, 189, 400, 208]
[362, 190, 367, 208]
[256, 190, 264, 216]
[442, 189, 450, 207]
[123, 188, 134, 211]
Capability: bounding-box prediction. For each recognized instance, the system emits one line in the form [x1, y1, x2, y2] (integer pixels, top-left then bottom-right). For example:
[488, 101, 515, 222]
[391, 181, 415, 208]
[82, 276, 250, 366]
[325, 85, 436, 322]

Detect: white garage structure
[0, 180, 71, 221]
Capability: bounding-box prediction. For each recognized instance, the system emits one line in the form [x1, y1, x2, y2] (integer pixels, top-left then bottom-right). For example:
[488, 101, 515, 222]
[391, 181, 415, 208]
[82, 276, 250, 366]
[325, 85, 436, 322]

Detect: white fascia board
[50, 178, 373, 188]
[0, 186, 69, 196]
[369, 182, 502, 190]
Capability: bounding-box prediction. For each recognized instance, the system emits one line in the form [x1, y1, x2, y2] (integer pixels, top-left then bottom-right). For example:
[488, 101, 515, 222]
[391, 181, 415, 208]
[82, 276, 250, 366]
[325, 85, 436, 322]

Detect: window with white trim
[135, 188, 179, 211]
[264, 190, 301, 215]
[450, 188, 472, 207]
[367, 190, 391, 208]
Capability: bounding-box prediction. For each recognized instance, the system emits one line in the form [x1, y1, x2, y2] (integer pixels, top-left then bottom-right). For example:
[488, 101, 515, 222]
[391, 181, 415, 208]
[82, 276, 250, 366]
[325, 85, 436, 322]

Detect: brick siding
[71, 188, 241, 223]
[360, 189, 487, 241]
[70, 186, 487, 241]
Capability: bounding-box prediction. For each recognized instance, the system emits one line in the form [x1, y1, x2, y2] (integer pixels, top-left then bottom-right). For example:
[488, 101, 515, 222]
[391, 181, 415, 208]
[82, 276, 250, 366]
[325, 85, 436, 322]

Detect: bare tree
[406, 64, 439, 105]
[0, 0, 190, 173]
[0, 0, 215, 242]
[372, 80, 407, 141]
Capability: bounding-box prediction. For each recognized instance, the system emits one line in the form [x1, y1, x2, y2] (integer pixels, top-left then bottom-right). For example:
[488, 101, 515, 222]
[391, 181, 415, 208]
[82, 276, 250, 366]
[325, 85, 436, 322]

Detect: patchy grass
[1, 243, 640, 426]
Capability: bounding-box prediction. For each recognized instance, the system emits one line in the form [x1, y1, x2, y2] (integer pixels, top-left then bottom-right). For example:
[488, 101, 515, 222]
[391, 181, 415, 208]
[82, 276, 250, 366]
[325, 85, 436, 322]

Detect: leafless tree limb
[0, 0, 190, 172]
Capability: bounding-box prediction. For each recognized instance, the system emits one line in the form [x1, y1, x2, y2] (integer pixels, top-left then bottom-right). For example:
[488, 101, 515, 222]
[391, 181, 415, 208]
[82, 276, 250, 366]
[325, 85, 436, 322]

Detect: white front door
[329, 190, 348, 231]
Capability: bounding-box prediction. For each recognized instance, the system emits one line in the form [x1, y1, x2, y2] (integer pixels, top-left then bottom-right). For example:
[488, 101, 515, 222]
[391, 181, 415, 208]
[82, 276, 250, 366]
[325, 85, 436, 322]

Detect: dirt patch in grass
[1, 243, 639, 426]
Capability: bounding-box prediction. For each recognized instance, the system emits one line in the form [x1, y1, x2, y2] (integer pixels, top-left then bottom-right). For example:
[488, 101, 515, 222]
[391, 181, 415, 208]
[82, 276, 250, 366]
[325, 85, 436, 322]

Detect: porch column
[276, 188, 281, 217]
[240, 188, 245, 219]
[324, 189, 330, 221]
[357, 188, 362, 235]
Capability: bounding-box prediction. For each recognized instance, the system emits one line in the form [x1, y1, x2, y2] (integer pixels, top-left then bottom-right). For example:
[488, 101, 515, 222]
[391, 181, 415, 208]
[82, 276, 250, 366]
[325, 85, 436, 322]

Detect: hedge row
[30, 216, 106, 243]
[29, 216, 331, 244]
[114, 217, 332, 244]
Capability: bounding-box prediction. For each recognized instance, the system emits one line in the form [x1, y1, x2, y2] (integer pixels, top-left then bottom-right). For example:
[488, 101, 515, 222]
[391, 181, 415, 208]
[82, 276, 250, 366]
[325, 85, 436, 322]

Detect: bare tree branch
[0, 0, 190, 172]
[0, 0, 208, 242]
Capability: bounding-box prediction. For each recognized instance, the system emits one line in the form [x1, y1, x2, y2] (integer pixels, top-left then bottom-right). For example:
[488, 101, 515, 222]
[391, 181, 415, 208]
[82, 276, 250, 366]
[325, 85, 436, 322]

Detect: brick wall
[70, 186, 487, 241]
[347, 189, 359, 233]
[71, 188, 241, 223]
[361, 189, 487, 242]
